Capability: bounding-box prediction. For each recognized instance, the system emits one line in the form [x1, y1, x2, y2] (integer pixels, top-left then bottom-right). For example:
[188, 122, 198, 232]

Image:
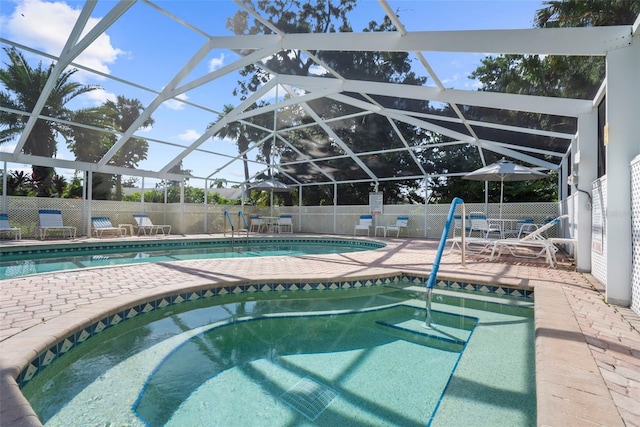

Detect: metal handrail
[426, 197, 465, 327]
[223, 210, 234, 238]
[237, 211, 250, 237]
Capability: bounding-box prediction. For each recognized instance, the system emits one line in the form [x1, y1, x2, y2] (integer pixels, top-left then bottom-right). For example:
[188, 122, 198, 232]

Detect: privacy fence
[1, 196, 561, 239]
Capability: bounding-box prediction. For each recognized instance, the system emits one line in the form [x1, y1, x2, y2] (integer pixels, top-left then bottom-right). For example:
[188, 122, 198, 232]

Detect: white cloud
[163, 93, 188, 111]
[178, 129, 201, 142]
[81, 88, 117, 105]
[208, 54, 225, 72]
[3, 0, 124, 81]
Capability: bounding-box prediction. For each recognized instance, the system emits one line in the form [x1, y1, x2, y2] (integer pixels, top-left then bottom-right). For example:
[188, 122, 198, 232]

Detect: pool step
[375, 308, 477, 353]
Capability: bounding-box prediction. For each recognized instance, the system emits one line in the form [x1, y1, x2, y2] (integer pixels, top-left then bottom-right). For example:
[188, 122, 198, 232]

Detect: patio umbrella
[463, 158, 547, 219]
[249, 178, 293, 216]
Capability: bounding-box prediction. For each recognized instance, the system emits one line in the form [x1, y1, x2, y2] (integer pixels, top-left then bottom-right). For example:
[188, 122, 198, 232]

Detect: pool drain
[280, 377, 338, 421]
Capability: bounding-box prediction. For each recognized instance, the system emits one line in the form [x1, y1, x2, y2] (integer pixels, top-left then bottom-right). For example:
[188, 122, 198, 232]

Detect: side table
[375, 225, 386, 237]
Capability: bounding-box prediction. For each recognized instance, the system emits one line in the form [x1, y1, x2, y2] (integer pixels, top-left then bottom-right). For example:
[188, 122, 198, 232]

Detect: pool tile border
[15, 274, 533, 388]
[1, 237, 385, 258]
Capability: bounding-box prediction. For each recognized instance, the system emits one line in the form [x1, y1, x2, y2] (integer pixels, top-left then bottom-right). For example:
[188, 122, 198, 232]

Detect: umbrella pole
[270, 191, 274, 217]
[500, 179, 504, 220]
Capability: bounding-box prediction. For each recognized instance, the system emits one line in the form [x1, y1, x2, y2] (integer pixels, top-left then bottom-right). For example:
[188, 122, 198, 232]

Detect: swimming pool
[0, 237, 384, 279]
[20, 279, 535, 426]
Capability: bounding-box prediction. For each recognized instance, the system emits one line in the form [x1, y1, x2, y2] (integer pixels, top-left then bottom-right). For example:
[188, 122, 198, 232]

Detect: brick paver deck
[1, 234, 638, 426]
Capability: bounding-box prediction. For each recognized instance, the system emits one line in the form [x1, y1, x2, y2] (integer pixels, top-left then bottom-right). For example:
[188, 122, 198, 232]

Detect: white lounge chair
[133, 213, 171, 236]
[0, 213, 21, 240]
[489, 215, 569, 267]
[385, 216, 409, 237]
[354, 214, 373, 236]
[36, 209, 76, 240]
[91, 217, 125, 238]
[277, 215, 293, 233]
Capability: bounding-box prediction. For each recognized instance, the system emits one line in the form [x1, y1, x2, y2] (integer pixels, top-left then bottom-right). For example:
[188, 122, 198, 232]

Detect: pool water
[0, 239, 382, 279]
[21, 285, 535, 426]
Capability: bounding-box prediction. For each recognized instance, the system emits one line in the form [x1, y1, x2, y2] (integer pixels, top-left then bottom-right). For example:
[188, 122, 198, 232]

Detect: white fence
[1, 196, 561, 239]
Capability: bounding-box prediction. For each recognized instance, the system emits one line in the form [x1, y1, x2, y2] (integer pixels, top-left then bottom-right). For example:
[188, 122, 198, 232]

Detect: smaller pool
[0, 238, 384, 280]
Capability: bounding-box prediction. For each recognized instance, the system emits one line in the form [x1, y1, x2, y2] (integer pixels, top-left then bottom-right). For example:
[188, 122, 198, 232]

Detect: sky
[0, 0, 546, 187]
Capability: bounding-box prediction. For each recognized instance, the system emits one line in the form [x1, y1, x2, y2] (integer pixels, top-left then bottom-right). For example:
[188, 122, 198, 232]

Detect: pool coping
[0, 235, 638, 426]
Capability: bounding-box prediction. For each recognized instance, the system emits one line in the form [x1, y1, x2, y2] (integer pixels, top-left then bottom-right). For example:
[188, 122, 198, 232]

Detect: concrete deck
[1, 234, 639, 426]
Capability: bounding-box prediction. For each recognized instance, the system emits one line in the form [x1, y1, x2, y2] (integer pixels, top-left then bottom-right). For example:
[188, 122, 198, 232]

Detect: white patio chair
[386, 216, 409, 237]
[354, 214, 373, 236]
[503, 218, 536, 238]
[0, 213, 21, 240]
[36, 209, 76, 240]
[468, 212, 501, 239]
[249, 216, 266, 233]
[277, 215, 293, 233]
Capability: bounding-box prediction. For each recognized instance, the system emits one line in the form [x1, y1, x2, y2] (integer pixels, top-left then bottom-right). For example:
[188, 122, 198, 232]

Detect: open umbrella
[463, 158, 547, 219]
[249, 178, 293, 216]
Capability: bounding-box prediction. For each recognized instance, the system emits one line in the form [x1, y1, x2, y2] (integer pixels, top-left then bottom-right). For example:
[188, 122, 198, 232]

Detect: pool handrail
[427, 197, 465, 289]
[237, 211, 250, 236]
[426, 197, 465, 328]
[223, 210, 234, 237]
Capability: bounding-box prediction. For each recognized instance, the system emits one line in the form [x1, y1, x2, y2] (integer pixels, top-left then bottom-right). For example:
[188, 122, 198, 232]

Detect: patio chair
[386, 216, 409, 237]
[133, 213, 171, 236]
[448, 214, 471, 252]
[249, 216, 266, 233]
[0, 213, 21, 240]
[91, 217, 125, 238]
[354, 214, 373, 236]
[489, 215, 568, 267]
[36, 209, 76, 240]
[468, 212, 501, 239]
[503, 218, 536, 239]
[277, 214, 293, 233]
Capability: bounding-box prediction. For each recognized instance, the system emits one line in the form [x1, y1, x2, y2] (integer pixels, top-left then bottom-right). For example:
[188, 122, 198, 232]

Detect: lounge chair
[0, 213, 21, 240]
[354, 214, 373, 236]
[489, 215, 569, 267]
[277, 215, 293, 233]
[386, 216, 409, 237]
[91, 217, 125, 238]
[36, 209, 76, 240]
[133, 213, 171, 236]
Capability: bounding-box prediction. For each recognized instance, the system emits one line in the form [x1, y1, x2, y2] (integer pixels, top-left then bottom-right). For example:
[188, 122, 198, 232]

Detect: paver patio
[1, 234, 638, 426]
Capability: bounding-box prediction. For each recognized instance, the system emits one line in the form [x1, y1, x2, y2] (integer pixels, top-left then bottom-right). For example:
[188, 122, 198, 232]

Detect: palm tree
[0, 47, 100, 196]
[535, 0, 640, 28]
[103, 96, 154, 200]
[68, 95, 153, 200]
[211, 104, 251, 184]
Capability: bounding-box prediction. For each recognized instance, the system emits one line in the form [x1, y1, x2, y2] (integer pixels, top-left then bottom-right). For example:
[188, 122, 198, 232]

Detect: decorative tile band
[16, 275, 532, 388]
[1, 237, 385, 258]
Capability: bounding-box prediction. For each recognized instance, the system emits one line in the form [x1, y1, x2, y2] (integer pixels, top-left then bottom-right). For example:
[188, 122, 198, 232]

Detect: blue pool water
[21, 283, 536, 426]
[0, 238, 383, 279]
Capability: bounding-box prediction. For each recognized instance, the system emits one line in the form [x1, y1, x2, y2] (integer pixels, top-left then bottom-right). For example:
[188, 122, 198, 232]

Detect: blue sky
[0, 0, 545, 187]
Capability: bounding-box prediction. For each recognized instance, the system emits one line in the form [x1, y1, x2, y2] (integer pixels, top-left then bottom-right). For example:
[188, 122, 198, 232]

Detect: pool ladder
[224, 210, 251, 241]
[425, 197, 466, 328]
